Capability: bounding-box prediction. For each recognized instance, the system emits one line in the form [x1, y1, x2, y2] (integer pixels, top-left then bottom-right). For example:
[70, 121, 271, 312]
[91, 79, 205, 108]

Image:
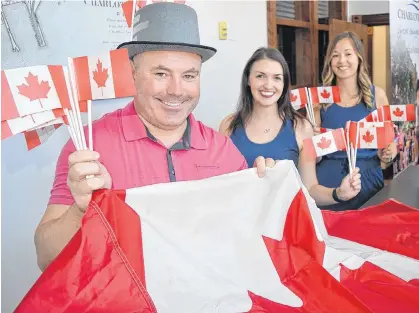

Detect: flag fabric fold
[14, 161, 419, 313]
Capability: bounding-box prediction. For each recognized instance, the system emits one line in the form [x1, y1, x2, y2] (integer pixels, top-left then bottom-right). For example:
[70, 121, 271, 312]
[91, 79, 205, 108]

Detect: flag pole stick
[87, 100, 93, 151]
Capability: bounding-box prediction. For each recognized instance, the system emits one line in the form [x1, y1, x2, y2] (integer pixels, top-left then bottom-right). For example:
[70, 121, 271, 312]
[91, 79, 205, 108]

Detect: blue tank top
[230, 119, 299, 167]
[320, 85, 377, 159]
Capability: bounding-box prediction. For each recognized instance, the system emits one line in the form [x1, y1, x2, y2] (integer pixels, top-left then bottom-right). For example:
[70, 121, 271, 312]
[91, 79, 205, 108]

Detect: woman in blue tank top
[315, 32, 398, 211]
[219, 47, 362, 207]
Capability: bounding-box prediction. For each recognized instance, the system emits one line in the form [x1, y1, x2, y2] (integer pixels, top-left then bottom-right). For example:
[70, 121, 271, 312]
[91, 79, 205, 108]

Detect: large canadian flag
[71, 48, 136, 101]
[303, 128, 346, 158]
[308, 86, 341, 104]
[14, 161, 418, 313]
[349, 121, 395, 149]
[290, 87, 308, 110]
[1, 65, 72, 121]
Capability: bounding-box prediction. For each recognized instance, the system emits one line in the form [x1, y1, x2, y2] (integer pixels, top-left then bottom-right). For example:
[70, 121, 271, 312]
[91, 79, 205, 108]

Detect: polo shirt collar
[121, 101, 208, 150]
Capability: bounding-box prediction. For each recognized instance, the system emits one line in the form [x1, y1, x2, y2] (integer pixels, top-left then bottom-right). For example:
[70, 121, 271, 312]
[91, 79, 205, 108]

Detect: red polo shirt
[48, 101, 248, 206]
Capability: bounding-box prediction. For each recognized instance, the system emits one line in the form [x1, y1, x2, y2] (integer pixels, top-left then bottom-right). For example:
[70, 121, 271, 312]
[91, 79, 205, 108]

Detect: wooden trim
[267, 1, 277, 48]
[310, 0, 318, 87]
[315, 24, 329, 31]
[276, 18, 311, 29]
[341, 0, 347, 22]
[352, 13, 389, 26]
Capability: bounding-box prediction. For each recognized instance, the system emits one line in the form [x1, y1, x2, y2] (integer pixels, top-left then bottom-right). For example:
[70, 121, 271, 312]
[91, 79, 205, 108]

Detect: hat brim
[117, 41, 217, 62]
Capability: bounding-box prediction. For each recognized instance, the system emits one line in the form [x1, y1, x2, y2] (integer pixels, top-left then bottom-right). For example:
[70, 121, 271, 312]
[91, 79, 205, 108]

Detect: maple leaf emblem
[320, 89, 330, 99]
[362, 130, 375, 144]
[392, 107, 404, 117]
[92, 59, 109, 95]
[317, 136, 331, 149]
[17, 72, 51, 108]
[290, 92, 298, 102]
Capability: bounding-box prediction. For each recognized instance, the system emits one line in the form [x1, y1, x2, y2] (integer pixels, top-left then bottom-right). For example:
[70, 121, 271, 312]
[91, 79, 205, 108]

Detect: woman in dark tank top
[219, 47, 361, 207]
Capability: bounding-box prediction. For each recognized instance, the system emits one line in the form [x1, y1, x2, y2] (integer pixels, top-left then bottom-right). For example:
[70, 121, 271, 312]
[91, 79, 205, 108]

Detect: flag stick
[354, 122, 360, 168]
[67, 110, 82, 150]
[305, 87, 316, 126]
[63, 67, 83, 150]
[131, 0, 136, 39]
[87, 100, 93, 151]
[67, 57, 87, 150]
[345, 122, 353, 176]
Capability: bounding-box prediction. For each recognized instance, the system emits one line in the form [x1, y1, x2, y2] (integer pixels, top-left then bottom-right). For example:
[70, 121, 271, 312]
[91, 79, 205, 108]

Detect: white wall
[347, 0, 389, 20]
[0, 1, 267, 312]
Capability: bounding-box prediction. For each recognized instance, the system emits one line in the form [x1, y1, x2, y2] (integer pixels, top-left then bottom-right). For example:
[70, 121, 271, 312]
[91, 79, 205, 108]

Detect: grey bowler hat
[117, 2, 216, 62]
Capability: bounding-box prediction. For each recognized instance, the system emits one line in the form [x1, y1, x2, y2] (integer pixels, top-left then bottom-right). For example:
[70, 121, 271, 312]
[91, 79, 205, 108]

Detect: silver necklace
[264, 128, 271, 133]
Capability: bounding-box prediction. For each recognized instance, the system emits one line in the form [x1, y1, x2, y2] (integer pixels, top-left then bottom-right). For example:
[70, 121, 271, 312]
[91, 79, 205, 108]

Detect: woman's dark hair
[227, 47, 305, 133]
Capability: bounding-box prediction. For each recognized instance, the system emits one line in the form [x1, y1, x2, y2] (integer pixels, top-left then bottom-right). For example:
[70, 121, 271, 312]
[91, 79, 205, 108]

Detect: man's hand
[336, 167, 362, 201]
[253, 156, 276, 177]
[67, 150, 112, 212]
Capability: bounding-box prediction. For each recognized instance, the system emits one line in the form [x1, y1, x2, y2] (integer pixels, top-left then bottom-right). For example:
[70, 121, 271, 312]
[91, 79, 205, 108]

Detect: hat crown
[132, 3, 200, 45]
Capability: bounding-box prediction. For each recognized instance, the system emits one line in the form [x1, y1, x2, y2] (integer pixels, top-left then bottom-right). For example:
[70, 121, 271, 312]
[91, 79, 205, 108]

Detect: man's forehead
[133, 50, 202, 68]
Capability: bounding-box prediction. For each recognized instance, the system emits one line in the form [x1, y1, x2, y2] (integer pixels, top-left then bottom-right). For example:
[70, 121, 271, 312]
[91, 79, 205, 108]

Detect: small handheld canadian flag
[363, 104, 416, 122]
[290, 88, 309, 110]
[122, 0, 186, 28]
[349, 121, 394, 149]
[1, 65, 72, 121]
[303, 128, 346, 159]
[1, 108, 66, 140]
[71, 49, 136, 101]
[308, 86, 341, 104]
[24, 123, 63, 151]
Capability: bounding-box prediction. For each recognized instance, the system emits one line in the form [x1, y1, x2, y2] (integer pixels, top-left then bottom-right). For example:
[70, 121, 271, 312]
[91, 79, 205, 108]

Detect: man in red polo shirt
[34, 2, 276, 271]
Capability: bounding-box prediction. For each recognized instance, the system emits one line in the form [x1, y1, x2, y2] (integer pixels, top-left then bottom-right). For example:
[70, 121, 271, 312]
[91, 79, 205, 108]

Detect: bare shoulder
[218, 113, 236, 136]
[295, 117, 314, 138]
[374, 86, 390, 107]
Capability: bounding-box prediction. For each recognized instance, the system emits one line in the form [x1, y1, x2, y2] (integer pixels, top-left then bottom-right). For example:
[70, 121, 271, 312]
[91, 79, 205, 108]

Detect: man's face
[131, 50, 202, 131]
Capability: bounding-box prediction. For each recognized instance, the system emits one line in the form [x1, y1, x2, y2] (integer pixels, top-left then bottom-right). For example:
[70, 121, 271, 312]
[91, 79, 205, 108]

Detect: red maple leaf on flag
[317, 137, 331, 149]
[392, 107, 404, 117]
[362, 130, 375, 144]
[17, 72, 51, 108]
[290, 92, 298, 102]
[92, 59, 109, 96]
[320, 89, 330, 100]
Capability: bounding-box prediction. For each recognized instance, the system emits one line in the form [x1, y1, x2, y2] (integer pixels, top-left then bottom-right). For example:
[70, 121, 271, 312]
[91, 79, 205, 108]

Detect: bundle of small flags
[1, 48, 136, 151]
[290, 86, 341, 126]
[303, 120, 395, 175]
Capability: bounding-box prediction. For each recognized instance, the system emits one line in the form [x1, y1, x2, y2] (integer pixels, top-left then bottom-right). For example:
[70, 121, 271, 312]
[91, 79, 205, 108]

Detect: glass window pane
[276, 1, 310, 22]
[277, 26, 312, 86]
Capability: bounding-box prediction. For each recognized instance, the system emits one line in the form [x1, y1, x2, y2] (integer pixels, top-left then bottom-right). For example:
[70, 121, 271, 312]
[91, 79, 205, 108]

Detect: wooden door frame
[351, 13, 390, 82]
[267, 0, 348, 88]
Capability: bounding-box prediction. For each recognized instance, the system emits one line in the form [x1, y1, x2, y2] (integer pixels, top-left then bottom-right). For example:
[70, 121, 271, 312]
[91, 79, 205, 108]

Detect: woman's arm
[296, 119, 361, 206]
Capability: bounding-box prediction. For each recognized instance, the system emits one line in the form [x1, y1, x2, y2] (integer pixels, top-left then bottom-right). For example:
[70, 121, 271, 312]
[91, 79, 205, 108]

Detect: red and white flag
[303, 128, 346, 158]
[71, 49, 136, 101]
[23, 123, 62, 151]
[1, 108, 66, 140]
[349, 121, 395, 149]
[319, 127, 332, 133]
[1, 65, 72, 121]
[389, 104, 415, 121]
[122, 0, 187, 27]
[14, 162, 419, 313]
[290, 88, 308, 110]
[363, 105, 416, 122]
[308, 86, 341, 104]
